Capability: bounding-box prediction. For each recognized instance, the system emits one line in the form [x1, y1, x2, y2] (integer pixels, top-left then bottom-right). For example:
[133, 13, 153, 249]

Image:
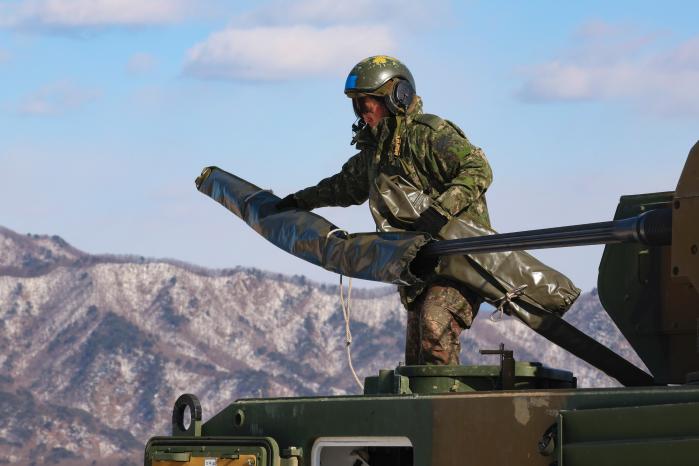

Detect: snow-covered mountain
[0, 226, 645, 465]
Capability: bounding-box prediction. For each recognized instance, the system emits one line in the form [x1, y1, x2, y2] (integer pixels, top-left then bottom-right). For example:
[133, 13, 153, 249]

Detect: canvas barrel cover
[196, 166, 653, 386]
[195, 166, 430, 286]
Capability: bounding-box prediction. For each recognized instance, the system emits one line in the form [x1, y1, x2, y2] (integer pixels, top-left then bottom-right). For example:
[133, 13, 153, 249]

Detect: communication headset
[384, 78, 416, 115]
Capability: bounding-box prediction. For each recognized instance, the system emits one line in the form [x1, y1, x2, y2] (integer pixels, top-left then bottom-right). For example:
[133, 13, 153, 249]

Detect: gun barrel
[421, 207, 672, 258]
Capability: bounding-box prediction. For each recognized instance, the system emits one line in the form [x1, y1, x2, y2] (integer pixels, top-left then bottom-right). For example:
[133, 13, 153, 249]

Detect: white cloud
[517, 21, 699, 117]
[0, 0, 197, 31]
[17, 81, 100, 116]
[127, 52, 156, 74]
[236, 0, 448, 29]
[184, 25, 396, 81]
[182, 0, 449, 81]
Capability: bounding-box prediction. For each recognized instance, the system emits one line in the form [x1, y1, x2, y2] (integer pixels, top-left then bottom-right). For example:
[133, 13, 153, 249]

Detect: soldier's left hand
[412, 207, 448, 236]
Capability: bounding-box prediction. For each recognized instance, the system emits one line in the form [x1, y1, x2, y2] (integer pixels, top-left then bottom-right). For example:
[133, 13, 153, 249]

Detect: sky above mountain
[1, 0, 697, 290]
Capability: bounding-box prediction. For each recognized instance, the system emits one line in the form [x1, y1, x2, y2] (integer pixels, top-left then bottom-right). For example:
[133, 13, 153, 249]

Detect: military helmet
[344, 55, 416, 115]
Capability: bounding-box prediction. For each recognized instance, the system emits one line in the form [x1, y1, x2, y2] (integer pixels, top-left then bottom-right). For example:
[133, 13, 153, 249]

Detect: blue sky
[1, 0, 697, 291]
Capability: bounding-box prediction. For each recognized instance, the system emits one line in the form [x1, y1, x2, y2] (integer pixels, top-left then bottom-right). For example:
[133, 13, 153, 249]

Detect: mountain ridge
[0, 225, 645, 465]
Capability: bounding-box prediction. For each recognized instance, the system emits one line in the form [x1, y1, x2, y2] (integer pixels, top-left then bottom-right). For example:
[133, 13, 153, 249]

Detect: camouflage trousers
[405, 280, 481, 365]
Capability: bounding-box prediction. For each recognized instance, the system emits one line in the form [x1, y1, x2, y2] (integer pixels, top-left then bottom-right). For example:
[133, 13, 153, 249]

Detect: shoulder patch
[413, 113, 446, 131]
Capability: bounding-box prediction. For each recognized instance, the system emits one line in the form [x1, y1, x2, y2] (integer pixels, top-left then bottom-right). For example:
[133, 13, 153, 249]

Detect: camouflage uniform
[294, 98, 492, 365]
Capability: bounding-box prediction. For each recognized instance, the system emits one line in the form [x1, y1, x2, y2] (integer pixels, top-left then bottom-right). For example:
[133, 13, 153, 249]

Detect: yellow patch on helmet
[371, 55, 392, 65]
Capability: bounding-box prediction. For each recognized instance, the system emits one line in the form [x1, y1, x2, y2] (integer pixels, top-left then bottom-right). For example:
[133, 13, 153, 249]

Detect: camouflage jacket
[294, 98, 493, 230]
[294, 99, 492, 303]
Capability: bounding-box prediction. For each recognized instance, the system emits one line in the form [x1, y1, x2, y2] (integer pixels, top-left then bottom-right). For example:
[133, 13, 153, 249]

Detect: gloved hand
[412, 207, 448, 236]
[276, 194, 300, 211]
[409, 248, 439, 278]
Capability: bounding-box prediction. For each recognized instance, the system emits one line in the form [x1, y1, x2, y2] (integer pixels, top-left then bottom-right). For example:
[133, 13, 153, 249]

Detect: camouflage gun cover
[195, 166, 430, 285]
[196, 166, 653, 386]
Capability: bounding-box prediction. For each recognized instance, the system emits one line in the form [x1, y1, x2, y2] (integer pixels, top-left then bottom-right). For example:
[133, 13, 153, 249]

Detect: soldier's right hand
[276, 194, 300, 211]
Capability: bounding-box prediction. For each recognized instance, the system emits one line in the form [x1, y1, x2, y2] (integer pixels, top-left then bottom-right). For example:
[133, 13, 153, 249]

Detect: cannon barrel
[420, 207, 672, 258]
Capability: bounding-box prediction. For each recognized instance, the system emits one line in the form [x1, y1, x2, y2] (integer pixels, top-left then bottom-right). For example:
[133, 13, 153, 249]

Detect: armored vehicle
[144, 142, 699, 466]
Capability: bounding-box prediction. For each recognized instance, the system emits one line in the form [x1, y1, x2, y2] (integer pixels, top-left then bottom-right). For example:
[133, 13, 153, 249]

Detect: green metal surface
[559, 402, 699, 466]
[364, 363, 576, 394]
[195, 385, 699, 466]
[562, 438, 699, 466]
[598, 191, 699, 383]
[560, 401, 699, 441]
[205, 395, 436, 464]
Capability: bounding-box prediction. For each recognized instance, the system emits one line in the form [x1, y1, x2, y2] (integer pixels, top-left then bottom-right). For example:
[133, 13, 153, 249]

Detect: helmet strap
[393, 115, 404, 156]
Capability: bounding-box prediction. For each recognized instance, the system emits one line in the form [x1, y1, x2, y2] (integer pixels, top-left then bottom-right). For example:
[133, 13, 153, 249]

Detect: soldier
[277, 56, 493, 365]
